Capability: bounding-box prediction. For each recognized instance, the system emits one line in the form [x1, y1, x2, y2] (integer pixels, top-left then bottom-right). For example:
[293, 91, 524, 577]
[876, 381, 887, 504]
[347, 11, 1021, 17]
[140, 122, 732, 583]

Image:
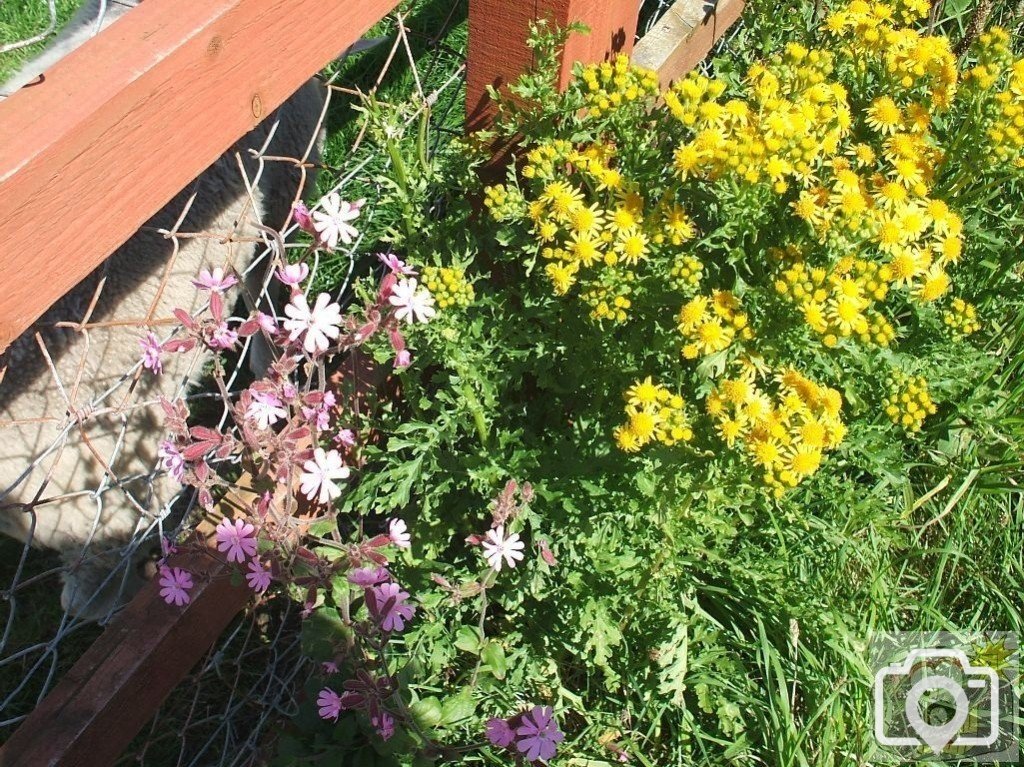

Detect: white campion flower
[299, 448, 351, 505]
[389, 278, 436, 325]
[283, 292, 342, 354]
[388, 518, 411, 549]
[311, 193, 363, 250]
[481, 526, 525, 572]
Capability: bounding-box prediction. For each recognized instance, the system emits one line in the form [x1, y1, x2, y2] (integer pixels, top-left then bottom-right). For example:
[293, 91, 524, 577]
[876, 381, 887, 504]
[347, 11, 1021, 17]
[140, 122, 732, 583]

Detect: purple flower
[158, 566, 193, 607]
[335, 428, 356, 448]
[322, 661, 339, 674]
[208, 322, 238, 350]
[245, 559, 272, 592]
[276, 262, 310, 287]
[158, 440, 185, 483]
[366, 581, 415, 632]
[247, 390, 287, 430]
[372, 710, 395, 741]
[515, 706, 564, 763]
[192, 267, 238, 294]
[377, 252, 417, 276]
[214, 518, 258, 563]
[347, 566, 390, 587]
[486, 717, 516, 748]
[140, 332, 163, 374]
[395, 349, 412, 369]
[317, 688, 343, 721]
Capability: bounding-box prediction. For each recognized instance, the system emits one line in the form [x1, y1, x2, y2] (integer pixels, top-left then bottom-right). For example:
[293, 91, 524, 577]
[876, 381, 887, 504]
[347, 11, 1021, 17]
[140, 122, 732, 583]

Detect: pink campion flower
[245, 559, 272, 593]
[160, 536, 178, 560]
[256, 312, 278, 335]
[247, 390, 287, 430]
[366, 581, 415, 632]
[388, 278, 436, 325]
[481, 526, 525, 572]
[208, 322, 238, 351]
[311, 193, 364, 250]
[158, 566, 193, 607]
[372, 711, 395, 741]
[317, 688, 344, 721]
[377, 252, 416, 276]
[395, 349, 412, 369]
[215, 518, 258, 563]
[283, 382, 299, 400]
[293, 202, 315, 234]
[485, 718, 516, 748]
[335, 428, 356, 448]
[283, 292, 342, 354]
[515, 706, 564, 764]
[347, 566, 390, 587]
[388, 518, 411, 549]
[301, 392, 336, 432]
[321, 661, 339, 674]
[192, 267, 239, 294]
[299, 448, 350, 505]
[276, 262, 310, 287]
[158, 440, 185, 483]
[139, 332, 163, 374]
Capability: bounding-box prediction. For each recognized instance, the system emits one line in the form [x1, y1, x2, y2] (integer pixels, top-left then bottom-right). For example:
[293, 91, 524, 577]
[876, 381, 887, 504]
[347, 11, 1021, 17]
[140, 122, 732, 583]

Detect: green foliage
[286, 2, 1024, 765]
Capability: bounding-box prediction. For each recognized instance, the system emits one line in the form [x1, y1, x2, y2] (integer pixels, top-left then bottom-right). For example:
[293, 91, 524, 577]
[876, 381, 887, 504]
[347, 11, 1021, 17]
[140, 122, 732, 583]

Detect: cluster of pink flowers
[317, 670, 397, 741]
[485, 706, 565, 764]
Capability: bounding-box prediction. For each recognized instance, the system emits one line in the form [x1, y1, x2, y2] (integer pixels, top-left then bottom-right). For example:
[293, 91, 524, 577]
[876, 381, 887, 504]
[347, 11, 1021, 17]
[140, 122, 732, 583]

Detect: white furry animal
[0, 0, 325, 620]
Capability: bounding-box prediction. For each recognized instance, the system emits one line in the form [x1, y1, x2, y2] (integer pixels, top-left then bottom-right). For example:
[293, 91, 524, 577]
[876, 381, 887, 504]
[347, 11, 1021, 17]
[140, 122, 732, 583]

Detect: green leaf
[454, 625, 483, 654]
[410, 696, 443, 728]
[439, 688, 476, 725]
[481, 640, 507, 680]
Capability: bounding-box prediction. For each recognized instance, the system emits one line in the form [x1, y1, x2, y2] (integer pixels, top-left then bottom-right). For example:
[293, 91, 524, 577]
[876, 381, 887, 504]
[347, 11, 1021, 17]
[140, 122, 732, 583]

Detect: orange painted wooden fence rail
[0, 0, 402, 353]
[0, 0, 744, 762]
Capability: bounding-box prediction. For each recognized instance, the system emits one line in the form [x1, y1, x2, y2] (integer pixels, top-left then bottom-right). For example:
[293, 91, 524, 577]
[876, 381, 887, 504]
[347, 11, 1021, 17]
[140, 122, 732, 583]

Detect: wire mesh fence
[0, 0, 468, 761]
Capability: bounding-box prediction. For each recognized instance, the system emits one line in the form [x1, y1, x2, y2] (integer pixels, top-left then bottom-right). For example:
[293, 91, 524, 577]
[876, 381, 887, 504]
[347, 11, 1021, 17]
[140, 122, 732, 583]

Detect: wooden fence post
[465, 0, 639, 133]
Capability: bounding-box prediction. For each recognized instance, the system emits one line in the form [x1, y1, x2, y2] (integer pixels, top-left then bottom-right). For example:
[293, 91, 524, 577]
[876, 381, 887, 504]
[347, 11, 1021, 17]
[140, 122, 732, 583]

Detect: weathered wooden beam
[0, 0, 400, 353]
[0, 520, 251, 767]
[466, 0, 639, 133]
[632, 0, 746, 88]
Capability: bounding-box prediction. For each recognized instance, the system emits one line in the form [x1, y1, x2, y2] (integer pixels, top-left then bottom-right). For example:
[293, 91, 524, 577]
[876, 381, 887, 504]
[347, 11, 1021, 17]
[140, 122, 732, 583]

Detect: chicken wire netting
[0, 0, 467, 762]
[0, 0, 744, 761]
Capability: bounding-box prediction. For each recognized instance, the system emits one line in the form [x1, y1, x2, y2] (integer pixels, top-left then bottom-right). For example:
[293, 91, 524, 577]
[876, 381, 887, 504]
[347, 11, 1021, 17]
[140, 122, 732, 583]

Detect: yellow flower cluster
[943, 298, 981, 337]
[668, 253, 704, 294]
[826, 0, 956, 107]
[485, 135, 698, 320]
[421, 266, 475, 310]
[613, 377, 694, 452]
[580, 269, 635, 323]
[706, 368, 845, 494]
[883, 373, 937, 432]
[774, 253, 896, 347]
[579, 54, 660, 118]
[678, 291, 751, 359]
[667, 47, 851, 189]
[482, 183, 526, 222]
[963, 29, 1024, 167]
